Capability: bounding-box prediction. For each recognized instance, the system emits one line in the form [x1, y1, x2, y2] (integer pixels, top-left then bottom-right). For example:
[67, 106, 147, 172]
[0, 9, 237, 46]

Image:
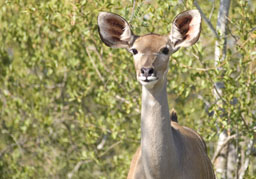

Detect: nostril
[140, 67, 154, 77]
[141, 68, 145, 74]
[148, 68, 154, 75]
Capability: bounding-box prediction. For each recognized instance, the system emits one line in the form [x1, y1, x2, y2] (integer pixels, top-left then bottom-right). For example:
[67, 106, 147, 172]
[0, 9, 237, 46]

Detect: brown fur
[128, 122, 215, 179]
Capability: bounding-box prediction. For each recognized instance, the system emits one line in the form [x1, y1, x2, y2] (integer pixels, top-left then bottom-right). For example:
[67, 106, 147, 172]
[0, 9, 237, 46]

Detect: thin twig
[194, 0, 219, 39]
[0, 143, 16, 158]
[85, 47, 105, 82]
[175, 59, 226, 72]
[250, 26, 256, 32]
[0, 137, 27, 158]
[115, 95, 140, 113]
[240, 114, 250, 131]
[209, 0, 215, 20]
[67, 160, 92, 179]
[191, 47, 228, 105]
[88, 37, 112, 73]
[67, 140, 123, 178]
[100, 140, 122, 157]
[129, 0, 136, 23]
[180, 65, 215, 71]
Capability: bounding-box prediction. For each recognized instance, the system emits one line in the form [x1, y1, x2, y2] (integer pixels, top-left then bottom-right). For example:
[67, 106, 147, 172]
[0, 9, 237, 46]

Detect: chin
[139, 79, 158, 89]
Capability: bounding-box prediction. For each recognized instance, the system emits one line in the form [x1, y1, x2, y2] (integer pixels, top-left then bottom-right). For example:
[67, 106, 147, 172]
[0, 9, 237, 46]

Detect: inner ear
[170, 10, 201, 48]
[98, 12, 134, 48]
[175, 15, 193, 40]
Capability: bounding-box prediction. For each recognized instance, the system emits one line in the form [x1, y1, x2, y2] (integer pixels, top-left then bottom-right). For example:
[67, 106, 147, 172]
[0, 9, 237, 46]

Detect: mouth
[138, 76, 158, 85]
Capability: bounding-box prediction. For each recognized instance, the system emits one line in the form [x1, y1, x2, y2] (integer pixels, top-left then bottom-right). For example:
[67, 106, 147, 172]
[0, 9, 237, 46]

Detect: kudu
[98, 10, 215, 179]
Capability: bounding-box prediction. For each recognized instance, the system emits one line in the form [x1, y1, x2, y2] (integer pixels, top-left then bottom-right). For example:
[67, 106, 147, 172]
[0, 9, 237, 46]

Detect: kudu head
[98, 10, 201, 89]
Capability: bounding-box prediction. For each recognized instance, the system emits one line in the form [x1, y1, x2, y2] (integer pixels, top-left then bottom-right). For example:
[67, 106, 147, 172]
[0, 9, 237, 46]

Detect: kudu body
[98, 10, 215, 179]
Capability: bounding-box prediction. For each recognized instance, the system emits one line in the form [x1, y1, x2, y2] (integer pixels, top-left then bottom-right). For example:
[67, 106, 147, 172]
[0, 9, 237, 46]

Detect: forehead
[132, 34, 169, 53]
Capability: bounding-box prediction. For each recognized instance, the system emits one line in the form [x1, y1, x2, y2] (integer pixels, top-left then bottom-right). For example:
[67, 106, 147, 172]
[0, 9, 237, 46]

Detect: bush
[0, 0, 255, 178]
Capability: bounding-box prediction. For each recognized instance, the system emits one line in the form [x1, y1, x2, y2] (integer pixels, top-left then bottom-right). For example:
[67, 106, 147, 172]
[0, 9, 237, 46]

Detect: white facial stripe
[138, 76, 158, 81]
[130, 50, 158, 56]
[139, 80, 158, 89]
[147, 76, 158, 81]
[138, 76, 147, 81]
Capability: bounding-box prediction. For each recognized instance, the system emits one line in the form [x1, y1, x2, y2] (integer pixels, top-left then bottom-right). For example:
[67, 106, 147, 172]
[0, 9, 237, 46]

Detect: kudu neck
[140, 79, 177, 178]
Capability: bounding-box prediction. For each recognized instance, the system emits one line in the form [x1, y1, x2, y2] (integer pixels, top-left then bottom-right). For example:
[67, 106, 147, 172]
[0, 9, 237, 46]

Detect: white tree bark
[214, 0, 230, 64]
[214, 0, 231, 178]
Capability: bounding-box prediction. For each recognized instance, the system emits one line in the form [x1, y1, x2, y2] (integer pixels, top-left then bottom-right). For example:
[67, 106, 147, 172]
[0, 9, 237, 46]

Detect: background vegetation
[0, 0, 255, 178]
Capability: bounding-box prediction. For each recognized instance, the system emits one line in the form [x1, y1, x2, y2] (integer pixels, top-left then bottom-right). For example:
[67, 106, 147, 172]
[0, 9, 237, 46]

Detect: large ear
[169, 10, 201, 49]
[98, 12, 135, 48]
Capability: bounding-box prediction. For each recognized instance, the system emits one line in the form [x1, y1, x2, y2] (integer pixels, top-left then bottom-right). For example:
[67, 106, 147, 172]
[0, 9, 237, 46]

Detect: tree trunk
[214, 0, 231, 178]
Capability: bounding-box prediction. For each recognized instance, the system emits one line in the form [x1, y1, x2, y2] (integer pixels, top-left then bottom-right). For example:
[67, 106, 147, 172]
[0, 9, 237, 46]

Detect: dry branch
[212, 134, 236, 164]
[194, 0, 219, 39]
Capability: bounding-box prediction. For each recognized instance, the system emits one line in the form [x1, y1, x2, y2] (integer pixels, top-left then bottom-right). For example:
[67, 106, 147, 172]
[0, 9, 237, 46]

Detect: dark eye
[130, 48, 138, 55]
[161, 47, 169, 55]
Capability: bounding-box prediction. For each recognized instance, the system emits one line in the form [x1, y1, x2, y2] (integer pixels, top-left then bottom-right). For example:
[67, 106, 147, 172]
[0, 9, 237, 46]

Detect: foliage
[0, 0, 255, 178]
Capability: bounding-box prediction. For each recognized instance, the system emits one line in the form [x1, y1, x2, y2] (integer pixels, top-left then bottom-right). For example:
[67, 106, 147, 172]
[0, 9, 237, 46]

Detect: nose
[141, 67, 155, 77]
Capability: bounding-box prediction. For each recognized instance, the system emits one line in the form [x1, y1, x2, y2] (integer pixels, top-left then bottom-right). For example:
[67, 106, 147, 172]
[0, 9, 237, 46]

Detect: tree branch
[214, 0, 231, 63]
[194, 0, 219, 39]
[212, 134, 236, 164]
[115, 94, 140, 113]
[213, 1, 231, 176]
[85, 47, 105, 82]
[238, 139, 254, 179]
[67, 160, 92, 179]
[129, 0, 136, 23]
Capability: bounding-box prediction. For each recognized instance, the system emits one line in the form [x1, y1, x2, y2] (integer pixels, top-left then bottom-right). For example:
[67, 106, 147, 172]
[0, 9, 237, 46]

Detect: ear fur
[98, 12, 134, 48]
[170, 10, 201, 49]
